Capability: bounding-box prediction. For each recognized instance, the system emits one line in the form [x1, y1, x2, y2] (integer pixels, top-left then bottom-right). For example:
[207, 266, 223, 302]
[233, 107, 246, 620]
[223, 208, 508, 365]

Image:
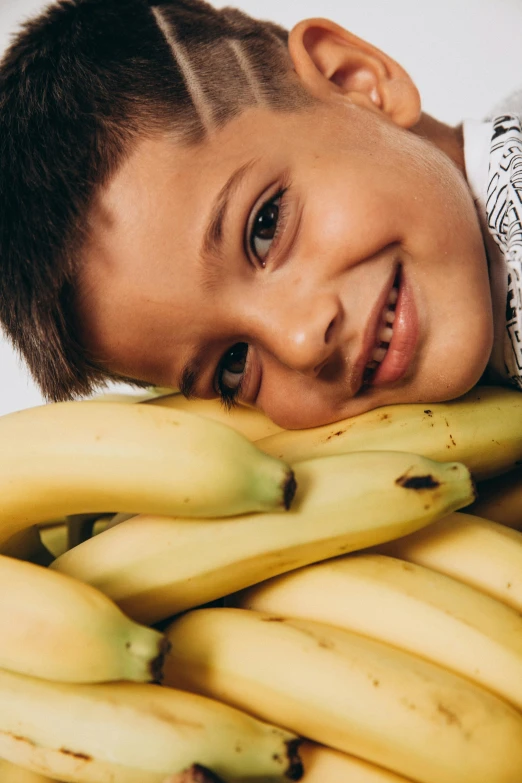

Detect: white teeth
[378, 326, 394, 343]
[365, 280, 400, 375]
[388, 287, 399, 306]
[372, 346, 388, 363]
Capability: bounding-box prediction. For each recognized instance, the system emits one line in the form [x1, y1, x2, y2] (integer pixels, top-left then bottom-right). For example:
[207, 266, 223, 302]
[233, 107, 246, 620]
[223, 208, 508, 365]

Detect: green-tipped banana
[52, 451, 474, 624]
[229, 552, 522, 712]
[0, 669, 301, 783]
[0, 554, 167, 683]
[0, 400, 295, 544]
[163, 608, 522, 783]
[258, 386, 522, 480]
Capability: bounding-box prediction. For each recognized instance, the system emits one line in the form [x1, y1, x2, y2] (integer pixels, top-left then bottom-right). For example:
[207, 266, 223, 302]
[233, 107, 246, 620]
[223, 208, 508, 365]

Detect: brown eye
[254, 202, 279, 238]
[250, 195, 282, 263]
[216, 342, 249, 405]
[223, 343, 248, 378]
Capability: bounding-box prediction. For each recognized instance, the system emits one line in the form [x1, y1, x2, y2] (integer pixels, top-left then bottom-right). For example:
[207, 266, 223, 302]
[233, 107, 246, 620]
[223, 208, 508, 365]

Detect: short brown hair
[0, 0, 312, 401]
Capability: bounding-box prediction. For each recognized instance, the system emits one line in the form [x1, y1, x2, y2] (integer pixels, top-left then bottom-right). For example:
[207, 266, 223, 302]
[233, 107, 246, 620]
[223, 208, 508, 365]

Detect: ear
[288, 18, 421, 128]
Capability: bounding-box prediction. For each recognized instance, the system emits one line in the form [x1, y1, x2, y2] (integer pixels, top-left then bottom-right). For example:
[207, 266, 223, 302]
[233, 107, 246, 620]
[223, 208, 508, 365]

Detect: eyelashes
[215, 178, 293, 408]
[247, 171, 292, 265]
[248, 187, 289, 267]
[219, 379, 243, 410]
[215, 342, 248, 410]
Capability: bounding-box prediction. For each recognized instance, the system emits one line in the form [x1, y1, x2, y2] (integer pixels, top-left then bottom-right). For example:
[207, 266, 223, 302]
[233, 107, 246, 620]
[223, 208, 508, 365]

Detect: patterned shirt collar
[463, 114, 522, 387]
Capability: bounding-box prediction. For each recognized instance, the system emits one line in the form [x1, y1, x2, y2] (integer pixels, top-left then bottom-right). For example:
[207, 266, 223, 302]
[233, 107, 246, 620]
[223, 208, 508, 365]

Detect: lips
[355, 264, 418, 392]
[363, 274, 400, 381]
[369, 265, 418, 387]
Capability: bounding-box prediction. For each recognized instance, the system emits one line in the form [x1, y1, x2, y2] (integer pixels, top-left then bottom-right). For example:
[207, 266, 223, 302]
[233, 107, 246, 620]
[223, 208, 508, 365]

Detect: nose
[250, 288, 342, 376]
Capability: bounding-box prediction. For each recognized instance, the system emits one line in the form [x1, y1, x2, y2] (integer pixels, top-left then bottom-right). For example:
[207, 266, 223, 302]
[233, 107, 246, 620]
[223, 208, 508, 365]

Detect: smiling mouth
[362, 266, 401, 386]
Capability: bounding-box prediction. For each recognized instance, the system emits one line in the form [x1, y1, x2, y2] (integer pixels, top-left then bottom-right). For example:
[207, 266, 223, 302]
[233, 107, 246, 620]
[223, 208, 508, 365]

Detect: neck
[411, 112, 465, 175]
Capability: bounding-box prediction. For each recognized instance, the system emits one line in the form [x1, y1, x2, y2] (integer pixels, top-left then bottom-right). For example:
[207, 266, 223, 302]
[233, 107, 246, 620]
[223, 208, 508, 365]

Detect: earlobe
[288, 18, 421, 129]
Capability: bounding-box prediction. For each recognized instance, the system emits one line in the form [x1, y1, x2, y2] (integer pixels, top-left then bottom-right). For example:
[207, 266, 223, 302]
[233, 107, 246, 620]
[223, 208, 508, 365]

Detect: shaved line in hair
[151, 5, 216, 132]
[227, 38, 266, 107]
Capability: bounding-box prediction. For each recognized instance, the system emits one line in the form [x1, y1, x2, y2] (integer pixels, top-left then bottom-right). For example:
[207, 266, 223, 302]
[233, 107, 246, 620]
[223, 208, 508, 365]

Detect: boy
[0, 0, 518, 429]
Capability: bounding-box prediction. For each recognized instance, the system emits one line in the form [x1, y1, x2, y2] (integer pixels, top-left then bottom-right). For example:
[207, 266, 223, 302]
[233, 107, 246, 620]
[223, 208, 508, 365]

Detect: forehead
[87, 99, 375, 247]
[84, 109, 267, 285]
[83, 102, 337, 286]
[88, 106, 299, 248]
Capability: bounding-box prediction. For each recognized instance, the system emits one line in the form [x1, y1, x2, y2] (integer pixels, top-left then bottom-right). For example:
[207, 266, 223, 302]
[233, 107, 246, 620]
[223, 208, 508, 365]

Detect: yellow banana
[298, 742, 413, 783]
[257, 386, 522, 480]
[0, 758, 219, 783]
[154, 766, 226, 783]
[163, 608, 522, 783]
[153, 766, 226, 783]
[51, 451, 474, 624]
[0, 669, 301, 783]
[467, 467, 522, 529]
[87, 392, 164, 403]
[0, 757, 60, 783]
[88, 386, 177, 403]
[0, 555, 167, 683]
[146, 394, 283, 441]
[92, 387, 282, 441]
[0, 400, 295, 544]
[229, 552, 522, 712]
[372, 511, 522, 613]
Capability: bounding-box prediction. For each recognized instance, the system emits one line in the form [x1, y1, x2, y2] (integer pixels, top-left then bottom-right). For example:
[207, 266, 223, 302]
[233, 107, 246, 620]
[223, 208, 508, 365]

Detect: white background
[1, 0, 522, 414]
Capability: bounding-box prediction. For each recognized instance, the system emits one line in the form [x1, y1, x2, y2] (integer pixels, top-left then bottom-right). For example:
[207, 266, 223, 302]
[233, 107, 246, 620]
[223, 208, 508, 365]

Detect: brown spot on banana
[395, 474, 441, 490]
[283, 471, 297, 510]
[59, 748, 91, 761]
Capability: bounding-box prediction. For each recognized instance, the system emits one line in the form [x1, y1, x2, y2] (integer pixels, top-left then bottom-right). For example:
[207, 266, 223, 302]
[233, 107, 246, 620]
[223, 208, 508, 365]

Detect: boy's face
[79, 98, 493, 428]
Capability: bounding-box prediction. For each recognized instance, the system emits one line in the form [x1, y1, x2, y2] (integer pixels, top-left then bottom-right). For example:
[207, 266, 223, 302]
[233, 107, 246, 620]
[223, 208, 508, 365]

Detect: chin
[358, 366, 489, 418]
[413, 371, 489, 407]
[406, 331, 494, 406]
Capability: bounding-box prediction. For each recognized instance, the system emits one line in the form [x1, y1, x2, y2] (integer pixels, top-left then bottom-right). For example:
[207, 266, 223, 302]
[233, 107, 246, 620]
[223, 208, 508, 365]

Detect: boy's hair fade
[0, 0, 312, 402]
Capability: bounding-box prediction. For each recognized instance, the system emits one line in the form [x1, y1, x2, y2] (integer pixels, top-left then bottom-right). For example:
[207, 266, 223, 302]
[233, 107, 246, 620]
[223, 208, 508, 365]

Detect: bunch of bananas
[1, 386, 522, 781]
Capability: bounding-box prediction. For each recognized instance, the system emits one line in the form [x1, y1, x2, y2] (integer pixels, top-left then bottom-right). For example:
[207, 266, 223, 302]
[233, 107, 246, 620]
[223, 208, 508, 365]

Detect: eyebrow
[178, 158, 258, 398]
[200, 157, 259, 268]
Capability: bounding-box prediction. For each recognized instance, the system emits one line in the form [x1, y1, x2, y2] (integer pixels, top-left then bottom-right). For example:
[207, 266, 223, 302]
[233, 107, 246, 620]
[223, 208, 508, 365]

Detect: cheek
[302, 180, 405, 269]
[401, 142, 483, 252]
[420, 301, 493, 394]
[304, 142, 476, 268]
[255, 370, 336, 429]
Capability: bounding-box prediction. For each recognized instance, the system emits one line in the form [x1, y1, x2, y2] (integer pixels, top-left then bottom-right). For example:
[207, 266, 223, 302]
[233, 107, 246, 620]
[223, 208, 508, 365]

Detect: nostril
[325, 316, 337, 345]
[313, 315, 338, 375]
[314, 358, 328, 375]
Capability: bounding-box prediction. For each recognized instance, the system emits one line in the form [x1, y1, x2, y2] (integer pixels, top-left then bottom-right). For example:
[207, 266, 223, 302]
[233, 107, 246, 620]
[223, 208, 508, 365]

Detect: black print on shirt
[486, 114, 522, 387]
[507, 273, 517, 321]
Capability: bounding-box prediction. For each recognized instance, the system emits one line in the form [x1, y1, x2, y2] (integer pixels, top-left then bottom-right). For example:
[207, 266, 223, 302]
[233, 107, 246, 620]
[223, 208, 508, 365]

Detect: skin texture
[77, 18, 494, 429]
